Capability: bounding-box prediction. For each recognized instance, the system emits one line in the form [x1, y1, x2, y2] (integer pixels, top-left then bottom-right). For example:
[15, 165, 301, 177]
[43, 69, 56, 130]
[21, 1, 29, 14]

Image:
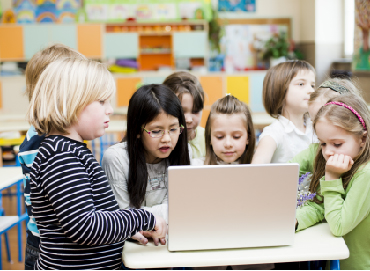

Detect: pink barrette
[325, 101, 367, 131]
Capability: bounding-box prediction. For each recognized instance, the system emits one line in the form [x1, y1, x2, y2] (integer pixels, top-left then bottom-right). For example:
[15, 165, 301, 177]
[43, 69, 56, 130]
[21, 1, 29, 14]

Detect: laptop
[167, 163, 299, 252]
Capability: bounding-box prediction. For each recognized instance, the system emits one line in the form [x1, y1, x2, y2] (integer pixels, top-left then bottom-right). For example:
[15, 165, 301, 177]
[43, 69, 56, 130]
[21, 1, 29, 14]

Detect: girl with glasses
[102, 84, 190, 245]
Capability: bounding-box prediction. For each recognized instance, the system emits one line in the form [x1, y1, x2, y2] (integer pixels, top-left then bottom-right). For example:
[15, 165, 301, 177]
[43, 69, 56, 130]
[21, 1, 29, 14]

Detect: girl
[295, 93, 370, 269]
[27, 59, 166, 270]
[204, 95, 255, 165]
[163, 71, 206, 158]
[291, 77, 362, 176]
[252, 60, 316, 164]
[101, 84, 190, 242]
[203, 95, 274, 270]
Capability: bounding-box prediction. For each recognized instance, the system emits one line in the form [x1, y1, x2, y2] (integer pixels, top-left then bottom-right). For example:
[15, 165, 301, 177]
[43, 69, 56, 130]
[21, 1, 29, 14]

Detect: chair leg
[4, 232, 11, 262]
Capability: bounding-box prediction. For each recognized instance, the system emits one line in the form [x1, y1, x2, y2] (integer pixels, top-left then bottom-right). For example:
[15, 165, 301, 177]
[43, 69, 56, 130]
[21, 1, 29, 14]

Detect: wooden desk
[122, 223, 349, 269]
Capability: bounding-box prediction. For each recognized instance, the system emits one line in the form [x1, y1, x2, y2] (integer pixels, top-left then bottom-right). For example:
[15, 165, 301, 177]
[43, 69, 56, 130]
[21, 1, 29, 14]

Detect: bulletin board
[84, 0, 212, 22]
[218, 18, 292, 70]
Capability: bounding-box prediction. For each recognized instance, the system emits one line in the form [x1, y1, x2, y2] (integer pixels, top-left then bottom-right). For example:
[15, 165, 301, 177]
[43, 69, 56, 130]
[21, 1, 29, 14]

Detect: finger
[343, 155, 350, 167]
[160, 237, 166, 245]
[131, 232, 148, 245]
[142, 231, 153, 238]
[332, 154, 339, 164]
[350, 157, 354, 165]
[153, 238, 159, 246]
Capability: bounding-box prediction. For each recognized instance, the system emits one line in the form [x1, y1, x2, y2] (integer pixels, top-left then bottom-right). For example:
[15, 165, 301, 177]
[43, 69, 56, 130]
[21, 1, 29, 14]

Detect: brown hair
[308, 77, 362, 106]
[263, 60, 315, 118]
[25, 43, 86, 102]
[204, 95, 256, 165]
[163, 71, 204, 113]
[310, 94, 370, 203]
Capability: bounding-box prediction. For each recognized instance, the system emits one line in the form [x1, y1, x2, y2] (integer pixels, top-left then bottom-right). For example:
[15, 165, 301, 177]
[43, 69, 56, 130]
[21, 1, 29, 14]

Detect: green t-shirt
[291, 143, 370, 269]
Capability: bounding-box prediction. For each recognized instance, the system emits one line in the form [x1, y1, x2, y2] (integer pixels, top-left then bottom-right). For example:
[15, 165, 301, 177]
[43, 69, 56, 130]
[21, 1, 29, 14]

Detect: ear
[360, 131, 367, 148]
[137, 134, 141, 138]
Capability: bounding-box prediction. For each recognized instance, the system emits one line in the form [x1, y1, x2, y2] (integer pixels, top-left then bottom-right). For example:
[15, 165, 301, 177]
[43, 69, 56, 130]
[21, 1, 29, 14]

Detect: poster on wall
[85, 0, 211, 22]
[220, 24, 287, 70]
[218, 0, 256, 12]
[353, 0, 370, 70]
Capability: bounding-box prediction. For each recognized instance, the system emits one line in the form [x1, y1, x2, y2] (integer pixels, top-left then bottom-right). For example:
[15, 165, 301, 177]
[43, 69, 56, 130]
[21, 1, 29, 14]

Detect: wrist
[325, 171, 340, 181]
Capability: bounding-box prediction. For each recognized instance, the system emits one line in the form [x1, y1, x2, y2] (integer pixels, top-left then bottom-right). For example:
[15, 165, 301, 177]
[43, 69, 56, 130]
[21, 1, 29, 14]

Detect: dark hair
[124, 84, 190, 208]
[263, 60, 315, 118]
[163, 71, 204, 113]
[204, 95, 256, 165]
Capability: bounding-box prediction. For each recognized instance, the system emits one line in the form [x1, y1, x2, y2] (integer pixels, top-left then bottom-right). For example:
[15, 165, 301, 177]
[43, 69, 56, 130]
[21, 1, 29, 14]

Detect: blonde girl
[163, 71, 206, 158]
[252, 60, 316, 164]
[295, 93, 370, 269]
[27, 59, 166, 269]
[204, 95, 255, 165]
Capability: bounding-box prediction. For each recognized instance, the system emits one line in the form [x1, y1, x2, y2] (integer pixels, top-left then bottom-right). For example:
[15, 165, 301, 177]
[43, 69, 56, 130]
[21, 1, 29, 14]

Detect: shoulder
[259, 119, 284, 143]
[196, 126, 205, 136]
[19, 126, 45, 153]
[102, 142, 129, 167]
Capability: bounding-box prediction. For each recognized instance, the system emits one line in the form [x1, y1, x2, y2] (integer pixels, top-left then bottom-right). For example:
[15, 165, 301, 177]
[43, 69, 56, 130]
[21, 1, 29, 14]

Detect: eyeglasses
[142, 125, 184, 138]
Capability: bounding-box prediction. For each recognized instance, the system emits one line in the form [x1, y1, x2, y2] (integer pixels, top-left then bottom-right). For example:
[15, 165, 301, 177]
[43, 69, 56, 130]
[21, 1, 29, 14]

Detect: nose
[185, 113, 192, 124]
[161, 131, 171, 143]
[106, 101, 114, 115]
[323, 147, 334, 157]
[224, 136, 232, 148]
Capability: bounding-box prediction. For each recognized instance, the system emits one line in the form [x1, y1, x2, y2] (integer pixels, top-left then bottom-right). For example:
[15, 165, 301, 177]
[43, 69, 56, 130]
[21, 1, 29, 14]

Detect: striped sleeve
[31, 147, 155, 246]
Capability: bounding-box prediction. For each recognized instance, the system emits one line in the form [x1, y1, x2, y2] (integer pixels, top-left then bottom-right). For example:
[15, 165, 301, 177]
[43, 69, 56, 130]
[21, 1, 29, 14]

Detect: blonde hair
[263, 60, 315, 118]
[27, 58, 115, 135]
[310, 93, 370, 203]
[204, 95, 256, 165]
[25, 43, 86, 102]
[308, 77, 362, 106]
[163, 71, 204, 113]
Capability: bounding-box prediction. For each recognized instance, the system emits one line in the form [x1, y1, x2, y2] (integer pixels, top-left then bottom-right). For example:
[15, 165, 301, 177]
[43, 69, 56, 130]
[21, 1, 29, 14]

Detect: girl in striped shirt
[27, 58, 167, 270]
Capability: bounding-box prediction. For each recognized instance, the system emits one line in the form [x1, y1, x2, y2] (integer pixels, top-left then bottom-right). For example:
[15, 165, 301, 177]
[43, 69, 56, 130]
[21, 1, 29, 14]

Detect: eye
[233, 136, 241, 139]
[311, 84, 315, 88]
[321, 143, 326, 147]
[216, 135, 224, 140]
[170, 128, 178, 133]
[299, 83, 304, 86]
[99, 100, 105, 105]
[151, 130, 162, 135]
[334, 143, 342, 148]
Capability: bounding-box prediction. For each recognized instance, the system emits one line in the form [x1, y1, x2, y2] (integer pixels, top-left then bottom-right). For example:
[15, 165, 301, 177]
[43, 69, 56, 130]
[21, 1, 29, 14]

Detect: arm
[321, 165, 370, 236]
[251, 136, 277, 164]
[296, 199, 325, 231]
[289, 143, 319, 176]
[101, 146, 131, 209]
[33, 150, 156, 246]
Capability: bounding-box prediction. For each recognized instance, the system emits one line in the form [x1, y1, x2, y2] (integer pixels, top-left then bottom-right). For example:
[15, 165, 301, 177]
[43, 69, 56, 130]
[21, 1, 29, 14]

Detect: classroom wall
[315, 0, 345, 84]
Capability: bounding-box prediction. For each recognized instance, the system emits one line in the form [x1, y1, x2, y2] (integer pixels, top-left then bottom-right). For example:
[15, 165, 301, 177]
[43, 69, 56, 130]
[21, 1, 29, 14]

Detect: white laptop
[167, 163, 299, 252]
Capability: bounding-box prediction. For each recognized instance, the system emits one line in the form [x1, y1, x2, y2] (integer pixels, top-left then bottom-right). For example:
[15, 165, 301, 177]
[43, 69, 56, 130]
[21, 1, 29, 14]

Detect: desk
[0, 167, 27, 269]
[122, 223, 349, 269]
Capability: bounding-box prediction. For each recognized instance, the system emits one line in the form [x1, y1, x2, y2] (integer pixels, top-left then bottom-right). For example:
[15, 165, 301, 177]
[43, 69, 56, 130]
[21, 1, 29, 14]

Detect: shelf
[140, 49, 171, 55]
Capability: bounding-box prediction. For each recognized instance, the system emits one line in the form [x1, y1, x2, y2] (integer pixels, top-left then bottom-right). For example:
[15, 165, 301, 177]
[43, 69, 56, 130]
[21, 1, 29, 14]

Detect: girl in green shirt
[295, 93, 370, 269]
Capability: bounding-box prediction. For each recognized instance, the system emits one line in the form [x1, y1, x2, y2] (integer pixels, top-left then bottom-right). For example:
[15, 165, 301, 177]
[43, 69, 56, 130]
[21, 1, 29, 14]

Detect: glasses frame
[141, 125, 184, 138]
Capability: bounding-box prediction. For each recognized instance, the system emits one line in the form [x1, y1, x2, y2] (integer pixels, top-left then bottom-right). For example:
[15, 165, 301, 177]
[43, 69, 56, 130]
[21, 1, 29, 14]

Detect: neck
[282, 110, 306, 132]
[48, 128, 83, 142]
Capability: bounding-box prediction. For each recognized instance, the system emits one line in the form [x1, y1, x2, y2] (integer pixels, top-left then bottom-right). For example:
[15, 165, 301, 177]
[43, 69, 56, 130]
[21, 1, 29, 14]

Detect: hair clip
[325, 101, 367, 131]
[318, 81, 349, 94]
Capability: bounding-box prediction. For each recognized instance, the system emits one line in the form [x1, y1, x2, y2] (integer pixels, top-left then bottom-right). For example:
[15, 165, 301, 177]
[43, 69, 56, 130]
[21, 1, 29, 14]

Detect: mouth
[159, 146, 171, 153]
[104, 121, 109, 128]
[223, 152, 235, 156]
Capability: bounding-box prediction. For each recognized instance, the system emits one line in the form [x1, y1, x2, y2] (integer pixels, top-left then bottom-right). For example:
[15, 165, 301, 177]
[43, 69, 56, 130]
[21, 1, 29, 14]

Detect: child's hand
[131, 231, 149, 245]
[151, 215, 167, 246]
[325, 154, 354, 180]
